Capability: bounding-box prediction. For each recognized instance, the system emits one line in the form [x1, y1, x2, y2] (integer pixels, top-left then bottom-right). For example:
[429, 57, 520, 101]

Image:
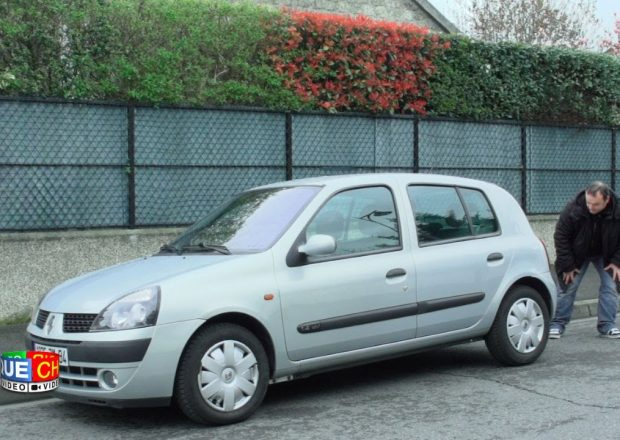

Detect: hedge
[0, 0, 304, 108]
[1, 0, 619, 124]
[267, 10, 447, 114]
[430, 35, 620, 124]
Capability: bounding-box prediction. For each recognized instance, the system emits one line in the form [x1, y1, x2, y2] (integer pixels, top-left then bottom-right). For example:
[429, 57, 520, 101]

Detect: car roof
[255, 173, 500, 192]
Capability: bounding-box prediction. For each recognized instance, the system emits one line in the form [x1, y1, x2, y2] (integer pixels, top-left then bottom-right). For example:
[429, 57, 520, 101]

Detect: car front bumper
[25, 318, 205, 407]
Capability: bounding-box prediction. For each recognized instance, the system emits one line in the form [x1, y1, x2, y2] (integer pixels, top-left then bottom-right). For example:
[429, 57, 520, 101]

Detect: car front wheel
[485, 285, 549, 366]
[174, 323, 269, 425]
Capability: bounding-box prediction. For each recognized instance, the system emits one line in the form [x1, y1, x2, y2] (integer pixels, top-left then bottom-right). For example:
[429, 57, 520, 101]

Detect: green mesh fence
[418, 120, 523, 203]
[1, 98, 616, 230]
[526, 126, 613, 213]
[134, 108, 286, 225]
[292, 114, 414, 179]
[0, 100, 128, 229]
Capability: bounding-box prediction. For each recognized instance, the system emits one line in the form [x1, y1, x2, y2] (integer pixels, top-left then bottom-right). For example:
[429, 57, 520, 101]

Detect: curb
[571, 299, 604, 320]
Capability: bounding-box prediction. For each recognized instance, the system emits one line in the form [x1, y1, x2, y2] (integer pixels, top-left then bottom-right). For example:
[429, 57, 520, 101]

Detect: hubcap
[222, 368, 235, 383]
[197, 340, 259, 412]
[506, 298, 544, 353]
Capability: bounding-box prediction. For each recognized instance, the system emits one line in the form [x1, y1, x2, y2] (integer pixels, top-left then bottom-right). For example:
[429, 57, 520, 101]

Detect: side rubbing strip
[297, 292, 485, 334]
[297, 303, 419, 334]
[418, 292, 486, 314]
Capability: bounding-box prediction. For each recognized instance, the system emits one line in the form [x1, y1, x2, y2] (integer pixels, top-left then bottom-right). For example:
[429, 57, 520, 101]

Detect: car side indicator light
[264, 293, 275, 301]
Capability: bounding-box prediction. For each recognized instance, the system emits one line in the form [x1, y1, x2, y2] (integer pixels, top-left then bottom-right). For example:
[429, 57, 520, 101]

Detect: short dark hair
[585, 181, 612, 198]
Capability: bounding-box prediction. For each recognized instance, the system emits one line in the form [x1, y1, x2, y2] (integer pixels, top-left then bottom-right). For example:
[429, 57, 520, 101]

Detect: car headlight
[91, 286, 160, 331]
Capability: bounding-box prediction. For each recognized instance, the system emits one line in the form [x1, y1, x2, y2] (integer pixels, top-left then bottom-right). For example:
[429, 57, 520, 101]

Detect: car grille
[35, 309, 50, 329]
[34, 310, 98, 333]
[59, 365, 100, 388]
[63, 314, 98, 333]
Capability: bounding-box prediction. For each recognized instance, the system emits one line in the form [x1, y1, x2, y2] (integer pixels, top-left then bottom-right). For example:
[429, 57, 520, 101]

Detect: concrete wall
[528, 215, 558, 261]
[0, 228, 184, 321]
[0, 215, 558, 321]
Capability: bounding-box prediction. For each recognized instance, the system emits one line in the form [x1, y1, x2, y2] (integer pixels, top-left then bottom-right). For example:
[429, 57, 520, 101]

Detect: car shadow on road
[264, 341, 499, 406]
[41, 342, 505, 430]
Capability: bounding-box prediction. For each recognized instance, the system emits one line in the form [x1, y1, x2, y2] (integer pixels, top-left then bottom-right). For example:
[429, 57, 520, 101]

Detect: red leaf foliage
[267, 10, 449, 114]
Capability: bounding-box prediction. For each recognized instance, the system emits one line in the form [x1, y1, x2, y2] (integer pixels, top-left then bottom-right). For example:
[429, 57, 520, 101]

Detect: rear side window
[408, 185, 498, 245]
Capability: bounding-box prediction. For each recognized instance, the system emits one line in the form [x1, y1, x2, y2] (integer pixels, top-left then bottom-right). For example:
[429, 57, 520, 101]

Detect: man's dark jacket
[554, 189, 620, 276]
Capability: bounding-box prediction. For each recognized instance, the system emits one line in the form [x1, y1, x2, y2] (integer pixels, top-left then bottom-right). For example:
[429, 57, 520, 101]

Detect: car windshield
[164, 186, 321, 254]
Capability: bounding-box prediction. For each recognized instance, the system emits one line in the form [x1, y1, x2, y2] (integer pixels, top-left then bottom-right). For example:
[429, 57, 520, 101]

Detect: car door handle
[487, 252, 503, 262]
[386, 268, 407, 278]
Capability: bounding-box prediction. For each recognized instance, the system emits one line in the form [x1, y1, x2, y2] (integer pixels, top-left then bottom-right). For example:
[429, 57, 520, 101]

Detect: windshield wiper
[159, 244, 181, 255]
[182, 243, 231, 255]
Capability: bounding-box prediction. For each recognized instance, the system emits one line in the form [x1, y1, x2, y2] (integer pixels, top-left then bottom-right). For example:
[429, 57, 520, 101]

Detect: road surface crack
[438, 371, 620, 410]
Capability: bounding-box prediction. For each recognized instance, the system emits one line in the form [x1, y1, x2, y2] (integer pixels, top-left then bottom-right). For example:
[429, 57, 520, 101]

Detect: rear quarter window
[459, 188, 499, 235]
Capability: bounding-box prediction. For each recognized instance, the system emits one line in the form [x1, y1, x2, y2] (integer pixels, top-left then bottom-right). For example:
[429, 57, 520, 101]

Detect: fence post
[373, 116, 377, 173]
[285, 112, 293, 180]
[413, 118, 419, 173]
[127, 105, 136, 227]
[612, 128, 617, 191]
[521, 124, 527, 213]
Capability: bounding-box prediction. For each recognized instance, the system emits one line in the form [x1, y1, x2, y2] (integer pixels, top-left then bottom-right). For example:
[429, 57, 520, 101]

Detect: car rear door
[407, 185, 511, 337]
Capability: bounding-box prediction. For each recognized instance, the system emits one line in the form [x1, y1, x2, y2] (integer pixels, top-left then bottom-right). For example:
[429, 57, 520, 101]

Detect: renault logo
[45, 314, 55, 335]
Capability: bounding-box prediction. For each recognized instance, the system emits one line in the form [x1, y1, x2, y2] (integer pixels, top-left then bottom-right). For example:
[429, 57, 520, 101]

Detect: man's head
[585, 181, 612, 215]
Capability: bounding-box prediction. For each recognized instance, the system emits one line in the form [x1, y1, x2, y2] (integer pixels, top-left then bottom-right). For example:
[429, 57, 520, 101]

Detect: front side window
[167, 186, 320, 253]
[305, 186, 400, 257]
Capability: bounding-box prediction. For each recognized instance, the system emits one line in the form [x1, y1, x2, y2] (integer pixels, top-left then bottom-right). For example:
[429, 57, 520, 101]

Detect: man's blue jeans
[550, 256, 618, 334]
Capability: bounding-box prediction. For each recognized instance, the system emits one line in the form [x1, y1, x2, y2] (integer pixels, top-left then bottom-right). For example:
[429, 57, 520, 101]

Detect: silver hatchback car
[27, 173, 556, 425]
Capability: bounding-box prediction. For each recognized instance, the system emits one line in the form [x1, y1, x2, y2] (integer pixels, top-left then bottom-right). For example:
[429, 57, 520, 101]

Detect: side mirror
[298, 234, 336, 257]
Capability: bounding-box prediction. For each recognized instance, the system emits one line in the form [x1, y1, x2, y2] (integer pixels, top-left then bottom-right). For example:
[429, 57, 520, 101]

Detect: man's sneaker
[601, 328, 620, 339]
[548, 328, 562, 339]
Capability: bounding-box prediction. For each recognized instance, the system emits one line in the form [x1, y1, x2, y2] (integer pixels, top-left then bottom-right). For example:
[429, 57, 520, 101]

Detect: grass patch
[0, 311, 31, 326]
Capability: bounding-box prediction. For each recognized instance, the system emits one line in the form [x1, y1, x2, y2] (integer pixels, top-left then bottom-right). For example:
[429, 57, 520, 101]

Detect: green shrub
[103, 0, 303, 107]
[0, 0, 118, 97]
[429, 35, 620, 124]
[0, 0, 303, 107]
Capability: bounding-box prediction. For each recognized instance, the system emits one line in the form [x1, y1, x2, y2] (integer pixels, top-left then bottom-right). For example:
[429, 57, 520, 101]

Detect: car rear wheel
[485, 285, 549, 366]
[174, 323, 269, 425]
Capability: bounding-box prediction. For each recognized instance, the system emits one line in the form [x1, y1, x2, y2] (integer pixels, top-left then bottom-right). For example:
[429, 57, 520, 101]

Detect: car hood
[40, 255, 240, 313]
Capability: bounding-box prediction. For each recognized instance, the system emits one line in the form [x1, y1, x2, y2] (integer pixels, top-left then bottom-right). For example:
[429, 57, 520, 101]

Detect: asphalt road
[1, 317, 620, 440]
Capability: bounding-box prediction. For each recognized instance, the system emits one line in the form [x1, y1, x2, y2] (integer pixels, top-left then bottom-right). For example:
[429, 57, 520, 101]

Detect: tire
[174, 323, 269, 425]
[485, 285, 549, 366]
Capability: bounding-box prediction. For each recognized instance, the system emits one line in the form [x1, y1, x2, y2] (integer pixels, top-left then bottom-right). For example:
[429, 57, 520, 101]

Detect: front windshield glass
[167, 186, 321, 254]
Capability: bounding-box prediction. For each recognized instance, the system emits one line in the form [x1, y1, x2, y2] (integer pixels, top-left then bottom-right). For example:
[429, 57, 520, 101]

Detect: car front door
[275, 185, 417, 361]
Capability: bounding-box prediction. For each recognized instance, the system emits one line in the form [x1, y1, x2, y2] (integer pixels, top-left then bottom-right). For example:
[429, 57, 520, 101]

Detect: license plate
[34, 343, 68, 366]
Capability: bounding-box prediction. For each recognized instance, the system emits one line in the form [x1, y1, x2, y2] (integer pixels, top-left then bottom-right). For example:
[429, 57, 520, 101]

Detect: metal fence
[1, 97, 617, 231]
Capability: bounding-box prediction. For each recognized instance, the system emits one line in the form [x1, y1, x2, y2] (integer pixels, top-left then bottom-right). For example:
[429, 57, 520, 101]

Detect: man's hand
[562, 269, 580, 285]
[604, 263, 620, 281]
